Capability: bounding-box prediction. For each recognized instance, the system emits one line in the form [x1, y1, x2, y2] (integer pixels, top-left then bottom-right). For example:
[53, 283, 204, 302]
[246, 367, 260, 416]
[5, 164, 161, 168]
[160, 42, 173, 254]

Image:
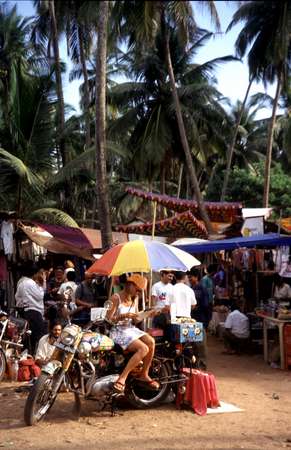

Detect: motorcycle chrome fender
[42, 360, 62, 376]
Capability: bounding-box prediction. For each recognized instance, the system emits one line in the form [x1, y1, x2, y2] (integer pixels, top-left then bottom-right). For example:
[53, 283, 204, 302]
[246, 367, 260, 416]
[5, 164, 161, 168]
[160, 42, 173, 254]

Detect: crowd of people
[10, 258, 260, 385]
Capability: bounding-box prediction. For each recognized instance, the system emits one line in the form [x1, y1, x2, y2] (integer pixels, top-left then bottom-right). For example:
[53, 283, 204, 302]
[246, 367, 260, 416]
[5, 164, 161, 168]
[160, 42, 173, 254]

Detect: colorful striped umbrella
[87, 240, 200, 276]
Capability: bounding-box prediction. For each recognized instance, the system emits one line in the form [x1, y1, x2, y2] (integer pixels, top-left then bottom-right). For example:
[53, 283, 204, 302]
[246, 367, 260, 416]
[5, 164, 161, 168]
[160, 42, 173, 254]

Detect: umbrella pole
[151, 201, 157, 240]
[108, 277, 113, 299]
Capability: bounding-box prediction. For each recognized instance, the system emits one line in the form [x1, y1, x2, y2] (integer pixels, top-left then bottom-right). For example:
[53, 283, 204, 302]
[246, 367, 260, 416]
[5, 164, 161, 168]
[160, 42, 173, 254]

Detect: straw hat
[127, 274, 147, 290]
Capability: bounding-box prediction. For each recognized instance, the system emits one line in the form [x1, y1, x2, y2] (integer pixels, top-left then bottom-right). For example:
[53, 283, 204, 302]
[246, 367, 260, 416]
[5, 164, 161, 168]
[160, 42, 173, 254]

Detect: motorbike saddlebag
[170, 322, 204, 343]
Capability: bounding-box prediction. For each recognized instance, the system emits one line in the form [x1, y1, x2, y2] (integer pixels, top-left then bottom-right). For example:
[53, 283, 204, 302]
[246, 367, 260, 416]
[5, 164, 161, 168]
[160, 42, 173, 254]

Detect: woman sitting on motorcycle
[107, 274, 159, 393]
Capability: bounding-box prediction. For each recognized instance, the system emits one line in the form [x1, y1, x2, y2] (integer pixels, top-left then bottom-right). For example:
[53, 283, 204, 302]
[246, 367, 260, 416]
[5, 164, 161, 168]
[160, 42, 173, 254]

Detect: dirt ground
[0, 336, 291, 450]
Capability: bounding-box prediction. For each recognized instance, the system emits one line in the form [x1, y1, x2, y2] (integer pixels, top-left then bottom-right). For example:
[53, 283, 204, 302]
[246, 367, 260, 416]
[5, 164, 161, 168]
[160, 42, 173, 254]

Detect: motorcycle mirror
[104, 300, 113, 310]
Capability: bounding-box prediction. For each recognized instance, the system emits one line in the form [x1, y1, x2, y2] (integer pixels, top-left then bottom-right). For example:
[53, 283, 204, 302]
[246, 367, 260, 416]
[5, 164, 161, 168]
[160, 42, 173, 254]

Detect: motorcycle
[0, 309, 31, 381]
[24, 306, 201, 425]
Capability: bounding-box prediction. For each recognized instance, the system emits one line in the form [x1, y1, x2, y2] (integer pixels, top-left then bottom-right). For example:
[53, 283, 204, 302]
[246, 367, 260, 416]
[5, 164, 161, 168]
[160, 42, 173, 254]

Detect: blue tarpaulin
[174, 233, 291, 254]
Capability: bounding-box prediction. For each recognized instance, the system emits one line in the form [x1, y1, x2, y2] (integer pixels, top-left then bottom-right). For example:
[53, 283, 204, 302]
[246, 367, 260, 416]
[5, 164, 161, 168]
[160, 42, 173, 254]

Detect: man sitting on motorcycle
[35, 320, 62, 367]
[107, 274, 159, 393]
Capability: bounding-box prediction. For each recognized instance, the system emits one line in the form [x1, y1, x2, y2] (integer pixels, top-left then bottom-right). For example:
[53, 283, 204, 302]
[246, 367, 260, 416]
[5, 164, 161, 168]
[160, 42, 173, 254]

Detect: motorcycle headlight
[60, 331, 75, 346]
[78, 341, 91, 355]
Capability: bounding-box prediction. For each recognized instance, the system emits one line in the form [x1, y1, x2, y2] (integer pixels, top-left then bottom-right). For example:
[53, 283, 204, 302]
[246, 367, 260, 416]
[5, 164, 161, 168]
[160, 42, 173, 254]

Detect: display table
[256, 311, 291, 370]
[176, 368, 220, 415]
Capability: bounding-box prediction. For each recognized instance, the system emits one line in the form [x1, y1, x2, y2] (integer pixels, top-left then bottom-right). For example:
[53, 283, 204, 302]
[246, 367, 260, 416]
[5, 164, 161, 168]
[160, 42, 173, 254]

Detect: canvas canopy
[174, 233, 291, 254]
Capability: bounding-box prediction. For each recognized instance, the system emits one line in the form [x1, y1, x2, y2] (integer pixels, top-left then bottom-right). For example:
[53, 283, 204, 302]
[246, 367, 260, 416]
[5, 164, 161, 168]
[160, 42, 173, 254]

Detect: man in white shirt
[35, 321, 62, 367]
[223, 300, 250, 354]
[15, 264, 45, 353]
[151, 271, 174, 329]
[170, 272, 197, 319]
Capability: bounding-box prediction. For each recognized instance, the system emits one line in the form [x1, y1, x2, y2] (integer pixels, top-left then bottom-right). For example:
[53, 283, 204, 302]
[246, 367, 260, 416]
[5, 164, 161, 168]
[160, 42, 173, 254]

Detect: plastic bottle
[8, 357, 19, 382]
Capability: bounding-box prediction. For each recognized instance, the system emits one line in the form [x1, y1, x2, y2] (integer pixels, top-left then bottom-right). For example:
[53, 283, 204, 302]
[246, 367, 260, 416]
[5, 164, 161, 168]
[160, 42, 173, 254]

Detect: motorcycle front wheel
[126, 359, 172, 408]
[24, 371, 63, 426]
[0, 350, 6, 381]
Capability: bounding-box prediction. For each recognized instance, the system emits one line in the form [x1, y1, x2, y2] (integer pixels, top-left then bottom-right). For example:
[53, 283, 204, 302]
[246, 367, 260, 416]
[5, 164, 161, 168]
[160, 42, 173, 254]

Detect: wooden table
[256, 311, 291, 370]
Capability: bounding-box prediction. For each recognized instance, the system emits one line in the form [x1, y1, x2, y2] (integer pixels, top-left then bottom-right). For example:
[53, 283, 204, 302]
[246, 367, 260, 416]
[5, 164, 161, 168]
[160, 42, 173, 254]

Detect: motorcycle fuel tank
[81, 332, 115, 352]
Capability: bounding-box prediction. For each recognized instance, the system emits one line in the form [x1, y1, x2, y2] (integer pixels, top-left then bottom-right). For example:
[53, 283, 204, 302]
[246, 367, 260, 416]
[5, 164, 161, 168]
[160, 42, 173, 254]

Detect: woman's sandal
[113, 380, 125, 393]
[135, 378, 160, 390]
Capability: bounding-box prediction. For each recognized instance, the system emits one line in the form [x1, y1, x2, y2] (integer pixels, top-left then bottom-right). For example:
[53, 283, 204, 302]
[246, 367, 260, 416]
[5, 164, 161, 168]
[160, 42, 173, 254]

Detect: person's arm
[190, 290, 197, 309]
[224, 314, 232, 330]
[106, 295, 137, 322]
[35, 337, 49, 366]
[75, 284, 93, 309]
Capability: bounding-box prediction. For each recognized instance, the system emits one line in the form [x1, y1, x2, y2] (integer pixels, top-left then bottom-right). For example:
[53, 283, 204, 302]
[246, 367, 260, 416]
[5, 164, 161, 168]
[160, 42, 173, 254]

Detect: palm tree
[114, 0, 222, 234]
[227, 1, 291, 207]
[32, 0, 68, 166]
[62, 0, 96, 149]
[95, 0, 112, 248]
[108, 29, 232, 200]
[220, 76, 253, 201]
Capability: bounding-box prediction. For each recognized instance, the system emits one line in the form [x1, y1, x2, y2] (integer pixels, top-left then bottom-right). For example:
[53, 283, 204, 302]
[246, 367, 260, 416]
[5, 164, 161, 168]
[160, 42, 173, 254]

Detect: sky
[11, 0, 277, 120]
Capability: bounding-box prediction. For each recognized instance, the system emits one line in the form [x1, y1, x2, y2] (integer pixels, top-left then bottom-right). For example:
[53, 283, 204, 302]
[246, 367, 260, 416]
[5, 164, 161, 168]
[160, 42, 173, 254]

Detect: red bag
[18, 359, 41, 381]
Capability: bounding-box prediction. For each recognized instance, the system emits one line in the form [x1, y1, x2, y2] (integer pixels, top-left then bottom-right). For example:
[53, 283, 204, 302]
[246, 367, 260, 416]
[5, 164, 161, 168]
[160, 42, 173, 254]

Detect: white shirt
[151, 281, 174, 309]
[225, 310, 250, 338]
[15, 278, 44, 315]
[169, 282, 196, 318]
[1, 220, 14, 255]
[35, 334, 55, 361]
[58, 281, 77, 303]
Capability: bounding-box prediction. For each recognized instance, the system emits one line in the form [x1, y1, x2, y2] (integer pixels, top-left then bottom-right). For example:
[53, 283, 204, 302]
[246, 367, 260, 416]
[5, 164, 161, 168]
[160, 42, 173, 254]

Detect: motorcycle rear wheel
[24, 372, 62, 426]
[0, 350, 6, 382]
[126, 359, 172, 408]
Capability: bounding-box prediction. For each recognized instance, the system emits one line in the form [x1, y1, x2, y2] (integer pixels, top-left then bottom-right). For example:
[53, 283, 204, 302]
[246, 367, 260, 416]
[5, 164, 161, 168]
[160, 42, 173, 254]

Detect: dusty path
[1, 336, 291, 450]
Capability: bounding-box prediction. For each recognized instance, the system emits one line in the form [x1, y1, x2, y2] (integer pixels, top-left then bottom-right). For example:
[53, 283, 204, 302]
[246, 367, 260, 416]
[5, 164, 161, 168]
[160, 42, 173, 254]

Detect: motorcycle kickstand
[110, 393, 123, 417]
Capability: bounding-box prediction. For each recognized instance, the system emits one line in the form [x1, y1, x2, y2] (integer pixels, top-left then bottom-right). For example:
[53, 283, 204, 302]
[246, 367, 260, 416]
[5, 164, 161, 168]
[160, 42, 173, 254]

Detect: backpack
[18, 358, 41, 381]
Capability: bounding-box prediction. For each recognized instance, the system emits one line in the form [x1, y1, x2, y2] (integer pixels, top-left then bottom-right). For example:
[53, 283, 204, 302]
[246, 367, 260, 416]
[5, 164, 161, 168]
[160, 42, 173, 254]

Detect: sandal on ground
[113, 380, 125, 393]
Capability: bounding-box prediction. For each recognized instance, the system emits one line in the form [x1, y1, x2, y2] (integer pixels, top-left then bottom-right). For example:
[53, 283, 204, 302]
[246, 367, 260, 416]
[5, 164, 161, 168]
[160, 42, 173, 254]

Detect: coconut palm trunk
[78, 24, 91, 149]
[263, 70, 282, 207]
[221, 78, 253, 201]
[95, 0, 112, 248]
[164, 36, 213, 234]
[49, 0, 67, 166]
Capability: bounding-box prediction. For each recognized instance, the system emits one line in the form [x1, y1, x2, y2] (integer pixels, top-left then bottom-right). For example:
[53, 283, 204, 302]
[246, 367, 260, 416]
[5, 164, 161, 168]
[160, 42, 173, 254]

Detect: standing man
[188, 268, 211, 369]
[151, 271, 174, 329]
[169, 272, 196, 319]
[15, 263, 45, 354]
[201, 264, 216, 306]
[74, 272, 98, 325]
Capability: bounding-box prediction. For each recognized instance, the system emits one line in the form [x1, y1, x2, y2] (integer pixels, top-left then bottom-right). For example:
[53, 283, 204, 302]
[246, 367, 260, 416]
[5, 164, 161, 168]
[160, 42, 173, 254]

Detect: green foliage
[207, 162, 291, 216]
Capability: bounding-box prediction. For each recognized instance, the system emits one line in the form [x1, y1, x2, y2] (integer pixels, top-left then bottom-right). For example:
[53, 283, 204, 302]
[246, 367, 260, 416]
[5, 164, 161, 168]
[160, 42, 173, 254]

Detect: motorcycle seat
[148, 328, 164, 337]
[9, 316, 29, 334]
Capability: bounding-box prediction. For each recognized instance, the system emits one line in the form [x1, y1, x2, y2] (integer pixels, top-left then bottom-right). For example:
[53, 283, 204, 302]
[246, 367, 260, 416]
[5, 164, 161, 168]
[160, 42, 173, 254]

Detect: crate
[170, 321, 203, 343]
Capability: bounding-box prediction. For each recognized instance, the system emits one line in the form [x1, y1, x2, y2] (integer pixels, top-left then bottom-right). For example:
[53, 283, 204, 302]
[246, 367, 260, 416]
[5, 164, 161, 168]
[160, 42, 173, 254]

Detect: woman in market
[107, 274, 159, 393]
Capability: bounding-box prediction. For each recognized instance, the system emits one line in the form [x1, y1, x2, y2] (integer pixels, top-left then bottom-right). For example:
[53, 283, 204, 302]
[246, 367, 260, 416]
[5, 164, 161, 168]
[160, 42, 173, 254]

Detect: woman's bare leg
[115, 340, 149, 387]
[138, 334, 155, 381]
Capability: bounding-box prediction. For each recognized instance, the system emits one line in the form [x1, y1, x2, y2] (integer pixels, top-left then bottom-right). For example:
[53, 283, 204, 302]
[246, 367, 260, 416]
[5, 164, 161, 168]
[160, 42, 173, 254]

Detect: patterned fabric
[124, 187, 242, 223]
[116, 211, 208, 239]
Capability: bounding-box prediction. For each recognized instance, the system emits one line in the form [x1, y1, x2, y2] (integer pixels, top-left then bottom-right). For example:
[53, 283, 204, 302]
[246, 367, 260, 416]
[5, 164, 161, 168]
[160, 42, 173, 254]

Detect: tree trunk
[263, 71, 282, 207]
[165, 36, 213, 234]
[177, 163, 183, 198]
[95, 0, 112, 248]
[78, 25, 91, 149]
[221, 78, 253, 201]
[49, 0, 67, 166]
